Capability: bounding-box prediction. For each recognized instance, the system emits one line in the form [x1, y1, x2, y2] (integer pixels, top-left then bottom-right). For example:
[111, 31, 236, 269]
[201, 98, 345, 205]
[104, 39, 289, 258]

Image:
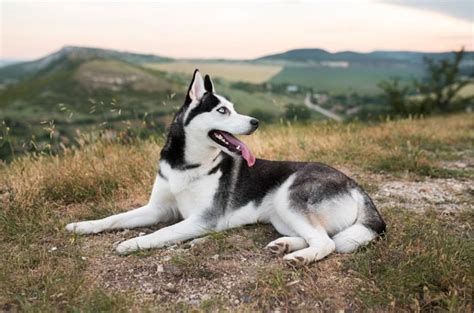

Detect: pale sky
[1, 0, 473, 60]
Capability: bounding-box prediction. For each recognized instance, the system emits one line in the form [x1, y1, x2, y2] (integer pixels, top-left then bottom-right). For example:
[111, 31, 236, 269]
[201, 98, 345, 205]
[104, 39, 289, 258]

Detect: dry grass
[0, 113, 473, 311]
[145, 61, 283, 83]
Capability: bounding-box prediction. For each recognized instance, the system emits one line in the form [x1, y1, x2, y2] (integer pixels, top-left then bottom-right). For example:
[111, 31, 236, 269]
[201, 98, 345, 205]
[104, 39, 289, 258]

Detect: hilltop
[1, 113, 472, 311]
[0, 46, 171, 84]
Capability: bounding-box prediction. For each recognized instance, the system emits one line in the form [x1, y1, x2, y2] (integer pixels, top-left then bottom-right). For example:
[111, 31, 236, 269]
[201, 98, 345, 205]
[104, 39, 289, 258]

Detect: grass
[345, 209, 473, 311]
[0, 113, 472, 311]
[145, 61, 283, 83]
[271, 64, 424, 95]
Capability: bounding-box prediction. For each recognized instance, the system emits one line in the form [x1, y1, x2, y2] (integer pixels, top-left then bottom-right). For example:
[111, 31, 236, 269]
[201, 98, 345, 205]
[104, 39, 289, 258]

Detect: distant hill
[0, 46, 172, 84]
[257, 48, 474, 63]
[0, 59, 22, 68]
[256, 48, 474, 73]
[254, 48, 474, 94]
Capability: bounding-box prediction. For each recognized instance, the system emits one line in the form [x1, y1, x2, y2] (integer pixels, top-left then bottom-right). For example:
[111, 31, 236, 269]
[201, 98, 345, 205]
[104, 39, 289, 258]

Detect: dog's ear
[188, 69, 205, 102]
[204, 74, 215, 93]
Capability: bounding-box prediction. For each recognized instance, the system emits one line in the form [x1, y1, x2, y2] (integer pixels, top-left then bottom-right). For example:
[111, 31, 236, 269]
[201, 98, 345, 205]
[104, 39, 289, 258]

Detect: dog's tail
[333, 189, 386, 253]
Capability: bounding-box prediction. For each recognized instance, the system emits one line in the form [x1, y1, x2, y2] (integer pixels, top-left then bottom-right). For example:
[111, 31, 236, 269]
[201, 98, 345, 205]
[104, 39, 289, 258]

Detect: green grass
[345, 208, 473, 311]
[271, 64, 424, 95]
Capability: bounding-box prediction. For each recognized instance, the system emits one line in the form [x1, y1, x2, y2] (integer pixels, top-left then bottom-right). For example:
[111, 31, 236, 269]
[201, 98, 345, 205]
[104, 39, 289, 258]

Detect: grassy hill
[257, 48, 474, 66]
[0, 47, 301, 160]
[0, 48, 186, 159]
[2, 46, 472, 160]
[0, 46, 171, 84]
[0, 113, 472, 311]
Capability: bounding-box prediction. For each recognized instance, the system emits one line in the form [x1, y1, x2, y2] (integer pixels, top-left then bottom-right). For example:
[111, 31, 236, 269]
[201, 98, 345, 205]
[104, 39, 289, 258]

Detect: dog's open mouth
[209, 130, 256, 167]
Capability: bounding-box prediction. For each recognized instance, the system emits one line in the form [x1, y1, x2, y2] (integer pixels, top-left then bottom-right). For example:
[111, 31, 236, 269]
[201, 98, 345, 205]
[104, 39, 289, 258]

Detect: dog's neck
[184, 130, 221, 168]
[160, 115, 221, 170]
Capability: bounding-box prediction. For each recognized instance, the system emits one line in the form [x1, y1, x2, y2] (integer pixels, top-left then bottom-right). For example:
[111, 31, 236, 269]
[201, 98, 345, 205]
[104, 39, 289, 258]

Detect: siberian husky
[66, 70, 385, 266]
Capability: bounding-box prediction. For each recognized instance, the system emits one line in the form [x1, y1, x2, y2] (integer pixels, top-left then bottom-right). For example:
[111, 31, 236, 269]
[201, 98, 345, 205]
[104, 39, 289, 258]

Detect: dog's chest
[167, 169, 221, 218]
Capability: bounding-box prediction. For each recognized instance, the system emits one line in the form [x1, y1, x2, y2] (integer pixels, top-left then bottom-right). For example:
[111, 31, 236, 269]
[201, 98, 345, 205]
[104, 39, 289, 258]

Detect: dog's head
[179, 70, 259, 167]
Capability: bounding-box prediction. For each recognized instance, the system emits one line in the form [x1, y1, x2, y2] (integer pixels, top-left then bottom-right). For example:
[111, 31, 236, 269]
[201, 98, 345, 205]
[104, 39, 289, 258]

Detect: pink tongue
[221, 132, 256, 167]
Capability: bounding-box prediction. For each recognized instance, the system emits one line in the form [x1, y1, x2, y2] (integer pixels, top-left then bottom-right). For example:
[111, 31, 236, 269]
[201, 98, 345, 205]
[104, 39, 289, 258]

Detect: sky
[1, 0, 473, 60]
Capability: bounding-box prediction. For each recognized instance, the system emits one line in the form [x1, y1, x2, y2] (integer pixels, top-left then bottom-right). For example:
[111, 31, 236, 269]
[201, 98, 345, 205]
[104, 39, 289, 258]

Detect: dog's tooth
[236, 145, 241, 150]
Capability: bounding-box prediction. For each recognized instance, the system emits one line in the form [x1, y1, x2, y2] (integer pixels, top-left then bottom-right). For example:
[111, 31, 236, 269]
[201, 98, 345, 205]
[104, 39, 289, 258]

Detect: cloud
[380, 0, 473, 22]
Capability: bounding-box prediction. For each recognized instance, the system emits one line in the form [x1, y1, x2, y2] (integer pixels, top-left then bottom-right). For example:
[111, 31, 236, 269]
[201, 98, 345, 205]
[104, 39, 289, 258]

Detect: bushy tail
[333, 190, 386, 253]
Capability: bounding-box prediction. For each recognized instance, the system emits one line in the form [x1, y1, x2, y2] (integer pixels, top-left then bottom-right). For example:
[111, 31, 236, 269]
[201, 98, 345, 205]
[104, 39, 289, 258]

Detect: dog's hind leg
[266, 237, 308, 255]
[273, 176, 336, 266]
[281, 221, 335, 266]
[66, 175, 177, 234]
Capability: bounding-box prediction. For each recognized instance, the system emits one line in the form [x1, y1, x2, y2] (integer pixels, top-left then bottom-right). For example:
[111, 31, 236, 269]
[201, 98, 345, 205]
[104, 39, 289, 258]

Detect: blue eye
[217, 107, 228, 114]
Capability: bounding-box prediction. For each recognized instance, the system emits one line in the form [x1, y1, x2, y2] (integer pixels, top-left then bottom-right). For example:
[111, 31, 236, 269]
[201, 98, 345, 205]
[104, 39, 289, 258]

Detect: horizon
[2, 44, 473, 63]
[1, 0, 473, 60]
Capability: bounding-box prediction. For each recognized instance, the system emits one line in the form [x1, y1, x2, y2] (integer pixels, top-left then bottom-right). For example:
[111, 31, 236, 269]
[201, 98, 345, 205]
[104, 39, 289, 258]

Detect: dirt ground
[69, 165, 473, 311]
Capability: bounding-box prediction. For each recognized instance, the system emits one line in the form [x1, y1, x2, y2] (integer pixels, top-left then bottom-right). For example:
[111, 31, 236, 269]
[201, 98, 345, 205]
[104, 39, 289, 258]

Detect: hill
[2, 45, 472, 159]
[0, 47, 296, 159]
[0, 46, 171, 84]
[251, 48, 474, 94]
[0, 47, 185, 159]
[257, 48, 474, 67]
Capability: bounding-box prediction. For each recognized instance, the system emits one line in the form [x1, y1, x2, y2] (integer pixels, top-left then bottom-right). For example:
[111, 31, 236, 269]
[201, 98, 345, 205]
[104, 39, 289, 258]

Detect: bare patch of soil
[374, 178, 472, 213]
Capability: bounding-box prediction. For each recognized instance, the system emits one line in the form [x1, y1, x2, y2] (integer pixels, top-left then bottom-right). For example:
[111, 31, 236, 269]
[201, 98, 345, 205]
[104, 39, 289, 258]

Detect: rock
[163, 264, 183, 277]
[156, 264, 164, 273]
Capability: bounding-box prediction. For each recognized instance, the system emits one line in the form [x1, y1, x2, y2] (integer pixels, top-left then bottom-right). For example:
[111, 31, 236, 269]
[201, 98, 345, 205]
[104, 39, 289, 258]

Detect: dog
[66, 70, 385, 266]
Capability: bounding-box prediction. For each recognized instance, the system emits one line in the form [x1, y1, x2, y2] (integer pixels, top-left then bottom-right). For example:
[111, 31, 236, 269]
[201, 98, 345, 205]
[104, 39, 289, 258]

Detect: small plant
[284, 103, 311, 122]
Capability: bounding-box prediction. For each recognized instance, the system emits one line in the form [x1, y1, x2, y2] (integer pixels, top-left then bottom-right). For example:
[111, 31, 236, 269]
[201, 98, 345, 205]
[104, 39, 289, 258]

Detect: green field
[271, 64, 424, 95]
[146, 61, 283, 83]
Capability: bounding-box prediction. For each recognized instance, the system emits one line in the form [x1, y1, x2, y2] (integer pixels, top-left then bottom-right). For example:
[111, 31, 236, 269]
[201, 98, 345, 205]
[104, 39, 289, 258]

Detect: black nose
[250, 118, 259, 128]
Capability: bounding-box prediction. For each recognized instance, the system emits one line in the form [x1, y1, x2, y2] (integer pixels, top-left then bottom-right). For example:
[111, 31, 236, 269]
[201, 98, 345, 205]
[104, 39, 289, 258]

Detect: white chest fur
[160, 161, 221, 219]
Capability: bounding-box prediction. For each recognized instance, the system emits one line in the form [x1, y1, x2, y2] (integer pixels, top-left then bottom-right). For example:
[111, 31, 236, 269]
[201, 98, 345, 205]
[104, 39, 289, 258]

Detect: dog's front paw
[266, 240, 288, 255]
[283, 254, 307, 267]
[116, 238, 141, 255]
[65, 221, 99, 234]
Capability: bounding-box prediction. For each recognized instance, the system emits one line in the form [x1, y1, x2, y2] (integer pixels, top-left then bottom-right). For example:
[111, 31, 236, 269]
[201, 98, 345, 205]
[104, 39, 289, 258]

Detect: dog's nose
[250, 119, 259, 128]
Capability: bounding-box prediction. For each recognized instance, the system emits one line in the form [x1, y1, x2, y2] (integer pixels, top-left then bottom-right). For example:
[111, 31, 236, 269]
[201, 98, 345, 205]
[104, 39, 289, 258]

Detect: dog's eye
[217, 107, 228, 114]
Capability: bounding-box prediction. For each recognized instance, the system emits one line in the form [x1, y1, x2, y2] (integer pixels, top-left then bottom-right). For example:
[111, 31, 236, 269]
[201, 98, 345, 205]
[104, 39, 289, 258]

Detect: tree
[378, 79, 411, 115]
[415, 48, 472, 112]
[378, 48, 472, 116]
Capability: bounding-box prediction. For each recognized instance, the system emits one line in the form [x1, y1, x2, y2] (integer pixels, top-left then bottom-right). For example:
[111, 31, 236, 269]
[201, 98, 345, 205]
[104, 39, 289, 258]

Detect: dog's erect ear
[204, 74, 215, 93]
[188, 69, 206, 102]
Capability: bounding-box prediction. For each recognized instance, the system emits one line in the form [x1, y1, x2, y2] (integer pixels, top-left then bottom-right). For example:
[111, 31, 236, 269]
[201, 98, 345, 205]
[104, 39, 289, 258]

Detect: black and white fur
[66, 70, 385, 266]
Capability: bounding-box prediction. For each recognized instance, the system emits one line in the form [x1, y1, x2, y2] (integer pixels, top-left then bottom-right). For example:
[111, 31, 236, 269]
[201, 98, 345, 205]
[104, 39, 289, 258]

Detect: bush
[248, 109, 276, 123]
[284, 104, 311, 121]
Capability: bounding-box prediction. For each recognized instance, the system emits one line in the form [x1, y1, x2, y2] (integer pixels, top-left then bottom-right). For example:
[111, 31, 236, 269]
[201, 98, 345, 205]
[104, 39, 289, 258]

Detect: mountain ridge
[0, 46, 172, 84]
[256, 48, 474, 64]
[3, 45, 473, 82]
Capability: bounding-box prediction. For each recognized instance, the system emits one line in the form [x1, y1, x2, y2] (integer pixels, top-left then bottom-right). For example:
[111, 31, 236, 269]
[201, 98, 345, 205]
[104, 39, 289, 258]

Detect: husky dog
[66, 70, 385, 266]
